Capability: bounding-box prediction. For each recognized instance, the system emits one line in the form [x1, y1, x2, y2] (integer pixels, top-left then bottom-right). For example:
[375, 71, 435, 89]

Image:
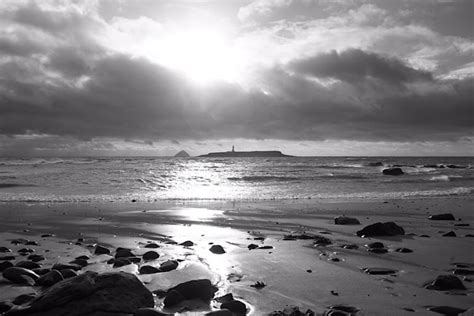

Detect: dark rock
[258, 246, 273, 250]
[250, 281, 266, 289]
[94, 245, 111, 255]
[382, 168, 404, 176]
[368, 248, 388, 254]
[452, 269, 474, 276]
[215, 293, 234, 303]
[169, 279, 217, 302]
[395, 248, 413, 253]
[363, 267, 397, 275]
[40, 234, 55, 238]
[356, 222, 405, 237]
[139, 265, 160, 274]
[0, 301, 13, 313]
[129, 257, 141, 264]
[334, 216, 360, 225]
[205, 310, 232, 316]
[11, 239, 28, 245]
[221, 300, 247, 315]
[0, 256, 16, 260]
[60, 269, 77, 279]
[365, 242, 384, 249]
[427, 306, 466, 315]
[340, 244, 359, 250]
[327, 305, 359, 314]
[425, 275, 466, 290]
[32, 268, 50, 276]
[134, 308, 172, 315]
[0, 261, 14, 272]
[12, 294, 36, 305]
[5, 271, 154, 315]
[3, 267, 39, 285]
[442, 231, 456, 237]
[159, 260, 178, 272]
[429, 214, 456, 221]
[36, 270, 64, 287]
[113, 257, 132, 268]
[209, 245, 226, 254]
[143, 251, 159, 261]
[163, 290, 184, 307]
[27, 255, 45, 262]
[0, 246, 12, 252]
[144, 243, 160, 249]
[52, 263, 82, 271]
[17, 248, 35, 254]
[25, 241, 38, 246]
[75, 255, 90, 260]
[248, 244, 259, 250]
[270, 306, 315, 316]
[454, 223, 469, 227]
[69, 259, 88, 268]
[313, 235, 332, 245]
[179, 241, 194, 247]
[16, 261, 41, 270]
[115, 247, 135, 258]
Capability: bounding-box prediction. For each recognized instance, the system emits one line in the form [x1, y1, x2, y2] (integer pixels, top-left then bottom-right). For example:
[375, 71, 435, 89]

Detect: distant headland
[199, 146, 292, 158]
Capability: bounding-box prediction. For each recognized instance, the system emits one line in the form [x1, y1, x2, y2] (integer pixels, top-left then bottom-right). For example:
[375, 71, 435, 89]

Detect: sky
[0, 0, 473, 156]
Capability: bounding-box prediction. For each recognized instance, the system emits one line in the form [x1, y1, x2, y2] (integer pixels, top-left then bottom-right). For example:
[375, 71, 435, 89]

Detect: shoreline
[0, 196, 473, 315]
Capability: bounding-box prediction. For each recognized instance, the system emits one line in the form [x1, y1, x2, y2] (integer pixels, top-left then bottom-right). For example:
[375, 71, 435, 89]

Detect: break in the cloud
[0, 0, 472, 156]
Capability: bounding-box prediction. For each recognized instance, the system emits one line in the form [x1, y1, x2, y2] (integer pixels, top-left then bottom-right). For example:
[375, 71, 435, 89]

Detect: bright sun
[155, 28, 242, 85]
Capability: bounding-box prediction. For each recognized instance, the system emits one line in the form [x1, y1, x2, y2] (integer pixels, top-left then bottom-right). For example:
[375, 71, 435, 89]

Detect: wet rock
[248, 244, 259, 250]
[0, 261, 14, 272]
[36, 270, 64, 287]
[129, 257, 141, 264]
[52, 263, 82, 271]
[69, 259, 88, 268]
[0, 256, 16, 260]
[425, 275, 466, 290]
[205, 310, 232, 316]
[16, 261, 41, 270]
[11, 239, 28, 245]
[0, 246, 12, 252]
[139, 265, 160, 274]
[356, 222, 405, 237]
[221, 300, 247, 315]
[144, 243, 160, 249]
[163, 290, 184, 307]
[134, 308, 172, 315]
[340, 244, 359, 250]
[382, 168, 404, 176]
[368, 248, 388, 254]
[159, 260, 178, 272]
[143, 251, 159, 261]
[25, 241, 38, 246]
[215, 293, 234, 304]
[0, 301, 13, 313]
[442, 231, 456, 237]
[169, 279, 217, 302]
[115, 247, 135, 258]
[12, 294, 36, 305]
[452, 269, 474, 276]
[60, 269, 78, 279]
[363, 267, 397, 275]
[113, 257, 132, 268]
[313, 235, 332, 245]
[3, 267, 39, 285]
[365, 242, 384, 249]
[427, 306, 466, 315]
[40, 234, 55, 238]
[94, 245, 111, 255]
[429, 213, 456, 221]
[209, 245, 226, 254]
[270, 306, 315, 316]
[75, 255, 90, 260]
[250, 281, 266, 289]
[27, 254, 45, 262]
[17, 248, 35, 255]
[179, 241, 194, 247]
[334, 216, 360, 225]
[454, 223, 469, 227]
[258, 246, 273, 250]
[327, 305, 359, 315]
[5, 271, 154, 315]
[32, 268, 50, 276]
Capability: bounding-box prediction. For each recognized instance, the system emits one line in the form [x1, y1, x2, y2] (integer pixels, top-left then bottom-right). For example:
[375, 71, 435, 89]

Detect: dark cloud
[289, 49, 433, 85]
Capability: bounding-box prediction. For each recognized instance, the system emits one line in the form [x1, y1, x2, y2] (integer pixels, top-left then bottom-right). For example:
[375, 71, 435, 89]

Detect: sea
[0, 157, 473, 203]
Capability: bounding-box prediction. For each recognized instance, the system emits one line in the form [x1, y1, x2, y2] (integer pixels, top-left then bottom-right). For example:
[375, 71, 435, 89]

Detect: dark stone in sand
[395, 248, 413, 253]
[250, 281, 266, 289]
[75, 255, 90, 260]
[159, 260, 178, 272]
[0, 261, 14, 272]
[144, 243, 160, 249]
[270, 306, 315, 316]
[334, 216, 360, 225]
[427, 306, 466, 315]
[0, 256, 16, 260]
[163, 290, 184, 307]
[356, 222, 405, 237]
[25, 241, 38, 246]
[258, 246, 273, 250]
[11, 239, 28, 245]
[169, 279, 217, 302]
[442, 231, 456, 237]
[12, 294, 36, 305]
[134, 308, 172, 315]
[179, 240, 194, 247]
[340, 244, 359, 250]
[363, 267, 397, 275]
[139, 265, 160, 274]
[52, 263, 82, 271]
[382, 168, 404, 176]
[129, 257, 141, 263]
[327, 305, 359, 314]
[366, 242, 384, 249]
[313, 235, 332, 245]
[40, 234, 55, 238]
[165, 240, 177, 245]
[420, 234, 430, 238]
[0, 246, 12, 252]
[3, 267, 39, 285]
[32, 268, 50, 276]
[368, 248, 388, 254]
[453, 269, 474, 276]
[69, 259, 88, 268]
[209, 245, 226, 254]
[248, 244, 259, 250]
[36, 270, 64, 287]
[425, 275, 466, 290]
[17, 248, 34, 254]
[60, 269, 77, 279]
[16, 261, 41, 270]
[5, 271, 154, 316]
[454, 223, 469, 227]
[113, 258, 132, 268]
[27, 255, 45, 262]
[429, 214, 456, 221]
[0, 301, 13, 313]
[466, 234, 474, 237]
[205, 310, 232, 316]
[94, 245, 111, 255]
[221, 300, 247, 315]
[115, 247, 135, 258]
[143, 251, 160, 261]
[215, 293, 234, 303]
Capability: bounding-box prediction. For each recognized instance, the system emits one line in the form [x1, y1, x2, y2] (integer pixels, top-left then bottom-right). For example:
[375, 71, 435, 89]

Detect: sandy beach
[0, 197, 473, 315]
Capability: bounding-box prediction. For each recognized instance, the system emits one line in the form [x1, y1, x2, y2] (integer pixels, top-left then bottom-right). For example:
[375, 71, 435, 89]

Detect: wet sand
[0, 197, 473, 315]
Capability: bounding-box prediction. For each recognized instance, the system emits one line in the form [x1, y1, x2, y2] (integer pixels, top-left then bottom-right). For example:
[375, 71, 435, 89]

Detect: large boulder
[163, 279, 217, 307]
[6, 271, 154, 316]
[356, 222, 405, 237]
[3, 267, 39, 285]
[424, 275, 466, 290]
[382, 168, 404, 176]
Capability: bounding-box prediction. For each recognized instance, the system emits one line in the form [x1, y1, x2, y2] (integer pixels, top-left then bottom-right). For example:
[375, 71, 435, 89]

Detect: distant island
[200, 146, 292, 157]
[174, 150, 190, 157]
